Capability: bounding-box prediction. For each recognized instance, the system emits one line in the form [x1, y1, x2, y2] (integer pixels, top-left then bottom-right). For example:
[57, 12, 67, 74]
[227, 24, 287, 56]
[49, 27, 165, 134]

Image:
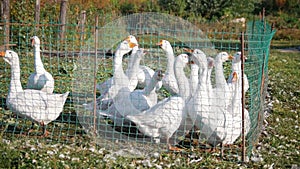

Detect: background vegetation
[7, 0, 300, 41]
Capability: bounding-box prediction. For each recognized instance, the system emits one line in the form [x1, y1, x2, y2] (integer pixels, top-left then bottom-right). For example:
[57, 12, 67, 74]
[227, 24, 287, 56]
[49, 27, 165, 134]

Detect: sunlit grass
[0, 45, 299, 168]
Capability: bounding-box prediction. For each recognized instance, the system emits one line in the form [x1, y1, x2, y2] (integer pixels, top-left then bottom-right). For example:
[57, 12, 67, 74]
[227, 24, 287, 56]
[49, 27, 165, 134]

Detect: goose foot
[167, 138, 184, 152]
[25, 122, 36, 136]
[168, 144, 184, 152]
[41, 130, 50, 137]
[203, 147, 217, 153]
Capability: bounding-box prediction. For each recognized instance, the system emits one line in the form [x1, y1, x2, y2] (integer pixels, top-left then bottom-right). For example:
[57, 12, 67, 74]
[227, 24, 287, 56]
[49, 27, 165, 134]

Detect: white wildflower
[59, 154, 65, 159]
[152, 152, 160, 159]
[190, 158, 202, 163]
[71, 157, 80, 162]
[47, 150, 54, 155]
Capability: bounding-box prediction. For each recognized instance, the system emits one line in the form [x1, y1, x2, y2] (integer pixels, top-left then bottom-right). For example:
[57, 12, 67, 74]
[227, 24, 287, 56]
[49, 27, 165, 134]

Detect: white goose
[203, 52, 235, 145]
[125, 37, 162, 90]
[227, 51, 249, 93]
[112, 48, 152, 117]
[26, 36, 54, 94]
[222, 52, 251, 144]
[114, 54, 190, 151]
[221, 73, 251, 145]
[157, 40, 179, 95]
[92, 36, 138, 110]
[189, 60, 199, 97]
[136, 65, 162, 91]
[211, 52, 233, 112]
[130, 69, 164, 111]
[186, 49, 226, 146]
[206, 57, 215, 101]
[95, 69, 164, 127]
[1, 50, 69, 136]
[96, 35, 139, 95]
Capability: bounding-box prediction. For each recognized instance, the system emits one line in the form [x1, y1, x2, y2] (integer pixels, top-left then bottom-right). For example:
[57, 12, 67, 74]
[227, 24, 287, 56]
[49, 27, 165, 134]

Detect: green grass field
[0, 46, 299, 168]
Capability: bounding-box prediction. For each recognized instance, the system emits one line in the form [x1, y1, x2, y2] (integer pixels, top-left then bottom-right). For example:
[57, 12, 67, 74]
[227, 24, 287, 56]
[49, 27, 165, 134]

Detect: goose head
[156, 40, 173, 52]
[216, 52, 231, 62]
[154, 69, 164, 81]
[125, 35, 138, 45]
[117, 38, 138, 54]
[190, 59, 199, 71]
[30, 36, 40, 47]
[175, 54, 189, 68]
[125, 35, 139, 51]
[0, 50, 18, 65]
[231, 51, 241, 63]
[231, 51, 247, 63]
[135, 48, 147, 59]
[207, 57, 215, 69]
[185, 48, 207, 67]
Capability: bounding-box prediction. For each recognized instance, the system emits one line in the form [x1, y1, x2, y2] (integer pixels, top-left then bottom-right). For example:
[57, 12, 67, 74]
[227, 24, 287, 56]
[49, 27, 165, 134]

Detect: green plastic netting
[0, 12, 275, 161]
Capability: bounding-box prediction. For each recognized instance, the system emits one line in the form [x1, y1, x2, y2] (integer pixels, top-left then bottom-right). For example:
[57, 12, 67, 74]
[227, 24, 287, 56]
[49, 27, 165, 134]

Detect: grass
[250, 49, 300, 168]
[0, 41, 299, 168]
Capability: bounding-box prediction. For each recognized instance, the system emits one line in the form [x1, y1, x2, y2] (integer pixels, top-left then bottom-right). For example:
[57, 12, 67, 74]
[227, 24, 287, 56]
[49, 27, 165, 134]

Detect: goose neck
[113, 50, 125, 71]
[229, 80, 241, 115]
[33, 45, 46, 73]
[113, 49, 128, 83]
[174, 62, 190, 100]
[127, 46, 138, 71]
[189, 65, 199, 95]
[232, 62, 241, 72]
[127, 52, 142, 80]
[206, 68, 213, 86]
[166, 50, 175, 74]
[9, 58, 23, 93]
[143, 76, 158, 96]
[215, 58, 226, 86]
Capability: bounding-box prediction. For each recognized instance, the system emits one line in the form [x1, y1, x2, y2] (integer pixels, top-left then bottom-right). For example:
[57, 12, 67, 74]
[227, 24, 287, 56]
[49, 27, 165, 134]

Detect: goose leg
[40, 121, 50, 137]
[167, 138, 183, 152]
[220, 143, 224, 158]
[27, 122, 35, 134]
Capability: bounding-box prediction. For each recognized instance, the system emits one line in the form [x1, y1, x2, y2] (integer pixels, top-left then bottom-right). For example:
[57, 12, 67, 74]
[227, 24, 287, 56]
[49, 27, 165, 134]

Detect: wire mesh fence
[0, 12, 275, 162]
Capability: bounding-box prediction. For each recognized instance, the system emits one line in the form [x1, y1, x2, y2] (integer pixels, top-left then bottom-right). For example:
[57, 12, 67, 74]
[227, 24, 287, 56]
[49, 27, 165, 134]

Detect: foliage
[262, 0, 300, 17]
[3, 0, 300, 42]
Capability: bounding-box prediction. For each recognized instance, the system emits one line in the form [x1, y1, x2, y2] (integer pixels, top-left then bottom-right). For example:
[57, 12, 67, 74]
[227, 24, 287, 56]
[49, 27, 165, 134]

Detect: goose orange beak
[31, 38, 35, 46]
[228, 55, 234, 60]
[129, 42, 137, 48]
[183, 48, 194, 53]
[156, 40, 163, 46]
[0, 51, 5, 57]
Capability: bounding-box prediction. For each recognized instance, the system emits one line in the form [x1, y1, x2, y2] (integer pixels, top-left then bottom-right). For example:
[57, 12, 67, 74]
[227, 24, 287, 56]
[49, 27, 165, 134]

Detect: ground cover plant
[0, 46, 299, 168]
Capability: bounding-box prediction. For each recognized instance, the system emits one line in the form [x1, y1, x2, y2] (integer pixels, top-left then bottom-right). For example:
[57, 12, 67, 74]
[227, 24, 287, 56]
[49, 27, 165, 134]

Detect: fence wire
[0, 13, 275, 161]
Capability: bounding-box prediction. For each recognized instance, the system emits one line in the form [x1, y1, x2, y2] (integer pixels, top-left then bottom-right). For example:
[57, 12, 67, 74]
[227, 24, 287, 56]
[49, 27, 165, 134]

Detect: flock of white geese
[0, 35, 250, 151]
[84, 35, 251, 150]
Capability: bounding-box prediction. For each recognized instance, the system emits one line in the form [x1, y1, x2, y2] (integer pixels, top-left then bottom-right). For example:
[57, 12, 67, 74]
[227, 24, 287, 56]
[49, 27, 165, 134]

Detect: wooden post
[34, 0, 40, 31]
[260, 7, 266, 99]
[240, 32, 246, 163]
[59, 0, 68, 40]
[2, 0, 10, 50]
[93, 15, 99, 134]
[80, 10, 86, 46]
